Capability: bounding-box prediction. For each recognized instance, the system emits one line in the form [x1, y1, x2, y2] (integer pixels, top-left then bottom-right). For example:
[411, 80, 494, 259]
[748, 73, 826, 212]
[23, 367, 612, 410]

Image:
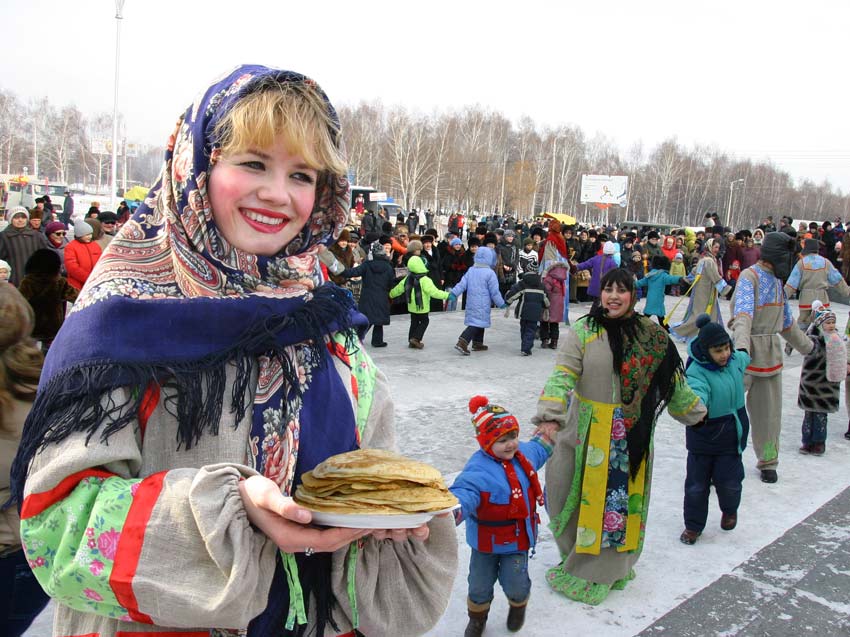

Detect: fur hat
[647, 231, 660, 240]
[24, 248, 61, 276]
[694, 314, 732, 356]
[97, 211, 118, 224]
[74, 219, 93, 237]
[631, 251, 642, 261]
[802, 238, 819, 254]
[336, 228, 351, 242]
[469, 395, 519, 453]
[406, 239, 423, 254]
[603, 241, 616, 255]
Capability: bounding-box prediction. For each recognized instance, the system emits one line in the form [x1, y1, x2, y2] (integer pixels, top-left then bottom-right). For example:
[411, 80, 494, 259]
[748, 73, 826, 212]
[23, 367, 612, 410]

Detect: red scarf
[502, 450, 544, 520]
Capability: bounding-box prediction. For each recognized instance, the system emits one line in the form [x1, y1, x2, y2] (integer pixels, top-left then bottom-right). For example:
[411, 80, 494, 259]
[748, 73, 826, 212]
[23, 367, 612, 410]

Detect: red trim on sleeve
[21, 469, 117, 519]
[110, 471, 167, 625]
[116, 633, 209, 637]
[138, 382, 161, 441]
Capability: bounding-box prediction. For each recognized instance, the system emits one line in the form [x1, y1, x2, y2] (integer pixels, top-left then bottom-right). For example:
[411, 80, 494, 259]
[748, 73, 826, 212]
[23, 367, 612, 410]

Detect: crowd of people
[1, 63, 848, 637]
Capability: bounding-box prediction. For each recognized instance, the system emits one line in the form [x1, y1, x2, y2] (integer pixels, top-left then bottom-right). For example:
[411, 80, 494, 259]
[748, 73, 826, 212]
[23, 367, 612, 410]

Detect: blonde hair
[214, 78, 347, 176]
[0, 283, 43, 433]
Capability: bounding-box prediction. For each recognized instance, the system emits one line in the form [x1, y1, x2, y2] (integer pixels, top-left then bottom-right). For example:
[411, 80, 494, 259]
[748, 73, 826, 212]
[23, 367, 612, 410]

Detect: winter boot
[549, 338, 559, 350]
[844, 423, 850, 440]
[506, 598, 528, 632]
[408, 338, 424, 349]
[472, 342, 488, 351]
[811, 442, 825, 456]
[760, 469, 778, 483]
[720, 512, 737, 530]
[679, 529, 700, 545]
[455, 338, 471, 356]
[464, 599, 490, 637]
[541, 338, 550, 349]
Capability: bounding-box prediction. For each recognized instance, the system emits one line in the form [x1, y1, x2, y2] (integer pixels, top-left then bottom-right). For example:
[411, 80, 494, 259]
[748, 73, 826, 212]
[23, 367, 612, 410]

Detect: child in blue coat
[680, 314, 751, 544]
[636, 255, 682, 331]
[450, 396, 556, 635]
[449, 246, 506, 355]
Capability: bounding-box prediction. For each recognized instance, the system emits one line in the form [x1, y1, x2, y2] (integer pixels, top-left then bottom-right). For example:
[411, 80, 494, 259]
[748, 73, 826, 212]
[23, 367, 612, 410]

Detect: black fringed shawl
[585, 307, 684, 479]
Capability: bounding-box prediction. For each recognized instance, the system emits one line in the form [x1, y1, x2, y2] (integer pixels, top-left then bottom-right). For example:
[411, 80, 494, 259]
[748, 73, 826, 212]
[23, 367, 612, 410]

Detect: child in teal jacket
[680, 314, 751, 545]
[389, 255, 449, 349]
[636, 255, 682, 330]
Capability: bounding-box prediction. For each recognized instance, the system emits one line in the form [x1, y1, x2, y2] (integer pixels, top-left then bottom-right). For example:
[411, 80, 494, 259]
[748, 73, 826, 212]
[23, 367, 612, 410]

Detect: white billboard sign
[369, 192, 387, 201]
[580, 175, 628, 206]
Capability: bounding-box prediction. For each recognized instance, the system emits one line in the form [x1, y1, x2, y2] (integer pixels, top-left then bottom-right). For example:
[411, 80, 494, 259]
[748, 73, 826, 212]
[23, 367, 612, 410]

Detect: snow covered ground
[367, 294, 850, 637]
[24, 293, 850, 637]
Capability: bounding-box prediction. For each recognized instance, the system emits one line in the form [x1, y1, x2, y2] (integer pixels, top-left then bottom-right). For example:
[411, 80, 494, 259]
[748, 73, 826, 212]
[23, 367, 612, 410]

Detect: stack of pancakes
[294, 449, 458, 515]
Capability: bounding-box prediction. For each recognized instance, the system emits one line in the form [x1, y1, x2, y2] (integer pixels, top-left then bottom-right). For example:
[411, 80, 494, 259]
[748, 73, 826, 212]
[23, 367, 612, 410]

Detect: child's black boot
[507, 598, 528, 632]
[541, 338, 550, 348]
[549, 338, 559, 350]
[465, 599, 490, 637]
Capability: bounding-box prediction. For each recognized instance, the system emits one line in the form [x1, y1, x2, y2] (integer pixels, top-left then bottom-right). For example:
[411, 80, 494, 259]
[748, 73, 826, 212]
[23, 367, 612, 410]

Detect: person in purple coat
[576, 240, 618, 302]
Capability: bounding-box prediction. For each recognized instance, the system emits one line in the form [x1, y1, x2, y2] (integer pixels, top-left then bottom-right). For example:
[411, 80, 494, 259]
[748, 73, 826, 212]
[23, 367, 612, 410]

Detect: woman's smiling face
[601, 281, 632, 318]
[208, 136, 318, 257]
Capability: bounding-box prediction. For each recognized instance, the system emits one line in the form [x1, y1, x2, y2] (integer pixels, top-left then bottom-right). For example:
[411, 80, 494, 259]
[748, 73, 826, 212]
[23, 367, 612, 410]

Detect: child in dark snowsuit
[450, 396, 556, 636]
[505, 272, 549, 356]
[681, 314, 751, 544]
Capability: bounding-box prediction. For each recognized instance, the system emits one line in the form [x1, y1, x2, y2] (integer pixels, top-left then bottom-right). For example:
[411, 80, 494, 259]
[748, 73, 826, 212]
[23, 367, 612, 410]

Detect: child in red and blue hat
[450, 395, 557, 636]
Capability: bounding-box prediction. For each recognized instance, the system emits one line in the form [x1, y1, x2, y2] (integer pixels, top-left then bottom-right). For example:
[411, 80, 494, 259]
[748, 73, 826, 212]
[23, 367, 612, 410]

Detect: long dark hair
[585, 268, 683, 478]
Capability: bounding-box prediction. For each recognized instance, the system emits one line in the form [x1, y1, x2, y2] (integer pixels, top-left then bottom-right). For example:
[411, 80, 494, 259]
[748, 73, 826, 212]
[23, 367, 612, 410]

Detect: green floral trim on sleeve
[667, 374, 701, 417]
[21, 475, 141, 621]
[335, 333, 378, 439]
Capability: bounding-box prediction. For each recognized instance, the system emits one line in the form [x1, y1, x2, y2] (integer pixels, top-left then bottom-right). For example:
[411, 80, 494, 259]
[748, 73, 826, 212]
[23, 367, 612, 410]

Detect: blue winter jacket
[636, 269, 682, 317]
[450, 246, 506, 327]
[685, 340, 751, 455]
[450, 439, 552, 554]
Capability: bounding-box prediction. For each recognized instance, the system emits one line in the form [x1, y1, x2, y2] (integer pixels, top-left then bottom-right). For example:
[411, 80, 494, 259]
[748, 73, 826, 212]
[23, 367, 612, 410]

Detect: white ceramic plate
[307, 505, 460, 529]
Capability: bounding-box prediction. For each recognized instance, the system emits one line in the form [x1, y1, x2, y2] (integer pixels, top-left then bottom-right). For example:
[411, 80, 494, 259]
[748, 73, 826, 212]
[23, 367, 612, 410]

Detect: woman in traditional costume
[533, 268, 706, 605]
[670, 238, 730, 341]
[12, 65, 456, 637]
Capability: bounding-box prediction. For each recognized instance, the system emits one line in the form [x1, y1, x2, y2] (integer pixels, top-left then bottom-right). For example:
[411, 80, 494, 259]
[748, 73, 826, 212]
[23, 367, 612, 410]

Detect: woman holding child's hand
[532, 268, 706, 605]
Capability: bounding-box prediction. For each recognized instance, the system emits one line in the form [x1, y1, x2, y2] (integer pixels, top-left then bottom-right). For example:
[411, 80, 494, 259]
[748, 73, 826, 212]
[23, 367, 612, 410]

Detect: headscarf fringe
[11, 284, 357, 507]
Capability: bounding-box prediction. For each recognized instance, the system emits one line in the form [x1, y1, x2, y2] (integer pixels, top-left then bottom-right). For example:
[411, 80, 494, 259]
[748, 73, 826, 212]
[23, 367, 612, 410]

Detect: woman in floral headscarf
[533, 268, 706, 605]
[12, 66, 455, 637]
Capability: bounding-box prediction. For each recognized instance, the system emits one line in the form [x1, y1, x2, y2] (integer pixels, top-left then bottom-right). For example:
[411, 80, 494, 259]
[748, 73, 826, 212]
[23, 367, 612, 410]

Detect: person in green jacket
[390, 255, 449, 349]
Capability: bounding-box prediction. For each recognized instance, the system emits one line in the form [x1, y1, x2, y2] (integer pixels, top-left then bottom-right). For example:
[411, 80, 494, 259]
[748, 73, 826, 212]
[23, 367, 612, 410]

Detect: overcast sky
[4, 0, 849, 191]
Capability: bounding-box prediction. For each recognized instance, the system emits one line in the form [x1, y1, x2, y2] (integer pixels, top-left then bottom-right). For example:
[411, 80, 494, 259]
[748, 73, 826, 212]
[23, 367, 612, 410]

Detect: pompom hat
[810, 300, 836, 331]
[469, 395, 519, 452]
[693, 314, 731, 362]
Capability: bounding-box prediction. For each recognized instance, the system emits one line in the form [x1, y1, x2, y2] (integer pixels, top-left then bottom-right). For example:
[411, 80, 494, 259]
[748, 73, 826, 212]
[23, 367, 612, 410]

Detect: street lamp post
[548, 135, 559, 213]
[726, 178, 745, 228]
[110, 0, 126, 210]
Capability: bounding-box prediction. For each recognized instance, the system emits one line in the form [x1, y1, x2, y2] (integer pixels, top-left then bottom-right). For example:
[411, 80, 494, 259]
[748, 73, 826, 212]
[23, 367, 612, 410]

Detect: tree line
[1, 86, 847, 230]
